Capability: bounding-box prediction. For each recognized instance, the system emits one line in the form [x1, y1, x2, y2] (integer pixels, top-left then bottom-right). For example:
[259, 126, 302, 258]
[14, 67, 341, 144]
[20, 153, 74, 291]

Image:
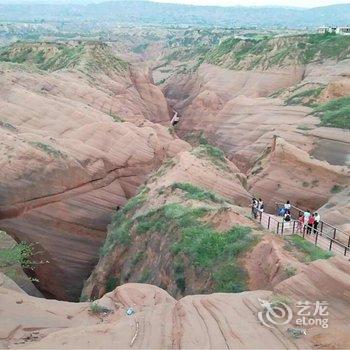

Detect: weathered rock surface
[82, 146, 255, 300]
[1, 254, 349, 349]
[0, 44, 189, 300]
[318, 186, 350, 236]
[163, 60, 350, 213]
[248, 137, 350, 211]
[245, 234, 304, 290]
[275, 257, 350, 349]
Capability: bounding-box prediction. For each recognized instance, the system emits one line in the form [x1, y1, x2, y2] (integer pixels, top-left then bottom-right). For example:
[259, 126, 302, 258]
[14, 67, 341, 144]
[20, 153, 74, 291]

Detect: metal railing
[257, 210, 350, 258]
[275, 202, 350, 253]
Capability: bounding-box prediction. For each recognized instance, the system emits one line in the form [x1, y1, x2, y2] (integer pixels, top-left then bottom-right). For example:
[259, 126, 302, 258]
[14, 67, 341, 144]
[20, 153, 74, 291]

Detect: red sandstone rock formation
[0, 46, 189, 300]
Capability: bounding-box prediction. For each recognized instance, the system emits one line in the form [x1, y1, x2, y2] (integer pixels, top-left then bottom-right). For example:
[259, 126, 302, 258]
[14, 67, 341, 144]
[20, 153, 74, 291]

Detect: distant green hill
[205, 34, 350, 70]
[0, 42, 129, 75]
[1, 2, 350, 28]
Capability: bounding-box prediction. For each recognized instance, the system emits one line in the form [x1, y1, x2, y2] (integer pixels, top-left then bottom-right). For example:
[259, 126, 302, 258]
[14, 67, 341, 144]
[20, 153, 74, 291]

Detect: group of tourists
[296, 210, 321, 235]
[252, 197, 322, 235]
[281, 200, 321, 235]
[251, 197, 264, 219]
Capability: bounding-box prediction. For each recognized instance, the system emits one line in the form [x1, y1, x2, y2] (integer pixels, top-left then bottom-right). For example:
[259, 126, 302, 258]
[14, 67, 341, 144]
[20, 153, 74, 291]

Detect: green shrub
[79, 294, 90, 302]
[297, 125, 312, 131]
[183, 131, 208, 146]
[331, 184, 344, 194]
[131, 252, 145, 266]
[138, 268, 152, 283]
[105, 276, 118, 293]
[173, 260, 186, 293]
[283, 265, 297, 278]
[0, 238, 34, 270]
[90, 302, 112, 314]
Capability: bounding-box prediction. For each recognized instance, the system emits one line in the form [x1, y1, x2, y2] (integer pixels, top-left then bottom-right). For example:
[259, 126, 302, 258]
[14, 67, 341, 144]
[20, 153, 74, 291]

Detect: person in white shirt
[171, 112, 180, 126]
[258, 198, 264, 213]
[284, 200, 291, 214]
[251, 198, 258, 219]
[303, 210, 311, 231]
[314, 212, 321, 234]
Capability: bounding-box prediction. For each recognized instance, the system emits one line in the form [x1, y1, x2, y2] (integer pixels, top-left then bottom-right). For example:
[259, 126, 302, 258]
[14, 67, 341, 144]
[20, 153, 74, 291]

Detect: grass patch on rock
[285, 87, 324, 106]
[0, 120, 17, 132]
[313, 97, 350, 129]
[29, 141, 66, 158]
[192, 144, 229, 171]
[151, 158, 176, 179]
[0, 231, 36, 276]
[205, 33, 350, 70]
[105, 198, 257, 294]
[134, 203, 256, 293]
[109, 113, 124, 123]
[284, 235, 333, 263]
[171, 223, 256, 292]
[105, 276, 119, 293]
[90, 302, 112, 315]
[100, 187, 149, 256]
[171, 182, 225, 204]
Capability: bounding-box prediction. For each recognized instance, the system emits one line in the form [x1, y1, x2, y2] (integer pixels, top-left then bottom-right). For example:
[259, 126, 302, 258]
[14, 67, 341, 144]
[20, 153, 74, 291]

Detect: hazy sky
[0, 0, 349, 6]
[155, 0, 350, 7]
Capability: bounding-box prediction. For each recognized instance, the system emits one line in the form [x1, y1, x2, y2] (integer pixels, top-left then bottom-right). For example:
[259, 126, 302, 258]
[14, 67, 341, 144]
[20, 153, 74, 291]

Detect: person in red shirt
[307, 214, 315, 235]
[297, 213, 304, 233]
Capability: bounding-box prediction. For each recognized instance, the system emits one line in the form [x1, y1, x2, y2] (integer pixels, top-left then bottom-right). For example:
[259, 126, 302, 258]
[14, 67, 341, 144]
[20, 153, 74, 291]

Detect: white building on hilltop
[336, 27, 350, 36]
[317, 26, 350, 36]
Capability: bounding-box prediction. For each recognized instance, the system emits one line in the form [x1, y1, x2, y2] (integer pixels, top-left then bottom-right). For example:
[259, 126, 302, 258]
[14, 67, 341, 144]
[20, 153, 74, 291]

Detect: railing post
[292, 221, 296, 234]
[302, 225, 306, 238]
[345, 237, 350, 256]
[320, 221, 324, 235]
[281, 222, 284, 235]
[259, 212, 262, 223]
[329, 239, 333, 251]
[315, 230, 318, 245]
[333, 228, 337, 240]
[268, 216, 271, 230]
[277, 222, 280, 235]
